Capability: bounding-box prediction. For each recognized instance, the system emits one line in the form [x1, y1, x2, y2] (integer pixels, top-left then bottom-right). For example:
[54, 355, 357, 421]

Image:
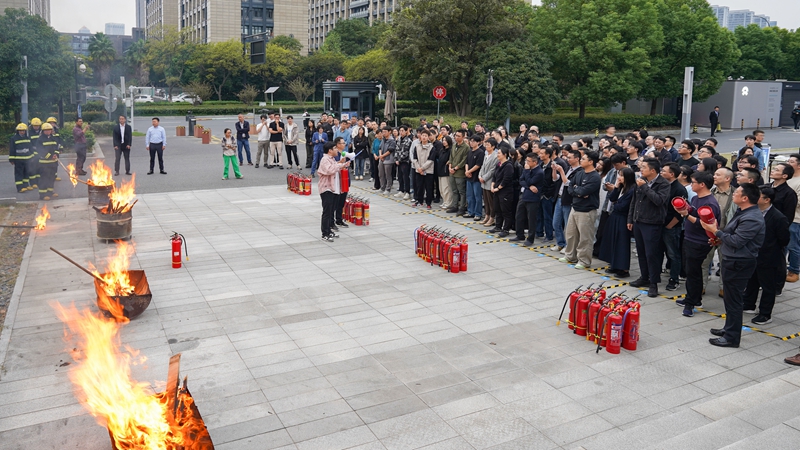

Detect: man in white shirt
[255, 114, 270, 168]
[145, 117, 167, 174]
[284, 116, 300, 169]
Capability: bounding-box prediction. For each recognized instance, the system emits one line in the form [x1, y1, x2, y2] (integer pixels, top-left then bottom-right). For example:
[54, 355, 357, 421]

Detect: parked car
[171, 93, 203, 105]
[134, 95, 154, 103]
[86, 95, 108, 103]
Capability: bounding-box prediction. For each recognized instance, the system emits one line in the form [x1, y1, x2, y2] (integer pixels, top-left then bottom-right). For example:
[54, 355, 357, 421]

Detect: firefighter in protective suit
[36, 123, 62, 200]
[45, 117, 62, 181]
[27, 117, 43, 187]
[9, 123, 35, 192]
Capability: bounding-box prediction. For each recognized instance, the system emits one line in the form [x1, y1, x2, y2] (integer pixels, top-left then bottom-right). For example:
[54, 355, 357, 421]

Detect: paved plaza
[3, 175, 800, 449]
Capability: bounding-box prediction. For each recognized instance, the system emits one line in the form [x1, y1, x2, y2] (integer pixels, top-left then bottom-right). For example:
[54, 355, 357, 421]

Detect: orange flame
[91, 241, 136, 304]
[88, 160, 114, 186]
[34, 205, 50, 230]
[54, 304, 198, 450]
[67, 163, 78, 187]
[107, 175, 136, 213]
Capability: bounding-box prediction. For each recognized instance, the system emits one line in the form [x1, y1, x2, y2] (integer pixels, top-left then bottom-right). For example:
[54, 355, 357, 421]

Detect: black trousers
[13, 160, 26, 191]
[433, 176, 441, 202]
[710, 121, 718, 136]
[398, 162, 411, 193]
[414, 173, 434, 206]
[286, 145, 300, 166]
[115, 147, 131, 173]
[515, 200, 540, 242]
[593, 211, 609, 256]
[38, 161, 57, 198]
[320, 191, 337, 236]
[305, 143, 313, 167]
[721, 258, 756, 344]
[335, 192, 347, 224]
[371, 158, 381, 189]
[683, 240, 712, 307]
[75, 143, 87, 171]
[148, 142, 164, 171]
[744, 264, 780, 317]
[633, 222, 663, 285]
[494, 190, 514, 231]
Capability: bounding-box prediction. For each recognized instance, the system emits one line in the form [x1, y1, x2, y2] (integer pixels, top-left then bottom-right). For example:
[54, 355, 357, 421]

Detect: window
[253, 9, 262, 18]
[242, 25, 249, 34]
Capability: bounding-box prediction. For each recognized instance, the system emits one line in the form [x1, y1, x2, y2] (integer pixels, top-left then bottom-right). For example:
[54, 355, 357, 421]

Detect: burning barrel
[95, 207, 132, 240]
[94, 269, 152, 320]
[88, 183, 114, 207]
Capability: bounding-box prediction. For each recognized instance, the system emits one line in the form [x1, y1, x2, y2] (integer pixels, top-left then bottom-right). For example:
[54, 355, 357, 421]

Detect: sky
[51, 0, 799, 34]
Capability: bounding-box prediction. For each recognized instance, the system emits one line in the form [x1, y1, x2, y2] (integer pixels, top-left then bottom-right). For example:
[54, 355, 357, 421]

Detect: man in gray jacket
[478, 138, 499, 227]
[378, 126, 396, 194]
[701, 183, 765, 348]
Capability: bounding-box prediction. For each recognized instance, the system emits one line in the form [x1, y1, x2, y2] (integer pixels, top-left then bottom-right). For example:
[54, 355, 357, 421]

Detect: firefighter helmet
[46, 117, 57, 124]
[16, 123, 28, 131]
[30, 118, 42, 126]
[41, 123, 53, 131]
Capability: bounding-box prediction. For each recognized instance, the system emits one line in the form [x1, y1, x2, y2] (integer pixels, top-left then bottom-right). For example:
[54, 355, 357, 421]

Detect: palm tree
[88, 32, 116, 85]
[124, 39, 149, 84]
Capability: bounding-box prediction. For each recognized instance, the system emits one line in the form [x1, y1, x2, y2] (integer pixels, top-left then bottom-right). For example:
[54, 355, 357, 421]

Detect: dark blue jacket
[519, 165, 544, 203]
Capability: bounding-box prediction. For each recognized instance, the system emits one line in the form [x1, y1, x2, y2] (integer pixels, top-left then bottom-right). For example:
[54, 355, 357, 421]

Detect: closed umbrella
[384, 89, 394, 121]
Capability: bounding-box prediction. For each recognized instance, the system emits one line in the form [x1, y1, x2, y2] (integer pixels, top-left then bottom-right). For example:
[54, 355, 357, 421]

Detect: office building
[0, 0, 50, 24]
[178, 0, 308, 54]
[711, 5, 777, 31]
[63, 26, 136, 59]
[105, 22, 125, 35]
[146, 0, 181, 39]
[309, 0, 398, 53]
[136, 0, 146, 28]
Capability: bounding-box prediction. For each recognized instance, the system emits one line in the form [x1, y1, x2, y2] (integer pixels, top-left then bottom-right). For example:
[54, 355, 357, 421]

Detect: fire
[54, 304, 207, 450]
[34, 205, 50, 230]
[107, 174, 137, 214]
[67, 163, 78, 187]
[91, 241, 135, 318]
[88, 160, 114, 186]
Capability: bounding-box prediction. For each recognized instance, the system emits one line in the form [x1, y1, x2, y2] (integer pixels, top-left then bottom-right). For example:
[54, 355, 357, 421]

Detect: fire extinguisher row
[413, 225, 468, 273]
[557, 283, 641, 355]
[342, 195, 370, 226]
[286, 172, 312, 196]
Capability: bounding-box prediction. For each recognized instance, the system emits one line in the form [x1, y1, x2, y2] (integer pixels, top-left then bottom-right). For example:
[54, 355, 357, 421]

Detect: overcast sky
[51, 0, 798, 34]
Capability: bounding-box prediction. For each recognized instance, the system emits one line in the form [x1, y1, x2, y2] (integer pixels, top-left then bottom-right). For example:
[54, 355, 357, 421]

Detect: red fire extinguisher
[459, 238, 468, 272]
[587, 297, 603, 342]
[622, 302, 640, 351]
[595, 299, 616, 346]
[558, 284, 585, 329]
[287, 172, 293, 191]
[414, 226, 425, 257]
[363, 199, 370, 225]
[574, 294, 590, 336]
[305, 175, 312, 195]
[606, 312, 623, 354]
[170, 232, 189, 268]
[354, 198, 363, 226]
[697, 205, 721, 245]
[449, 241, 461, 273]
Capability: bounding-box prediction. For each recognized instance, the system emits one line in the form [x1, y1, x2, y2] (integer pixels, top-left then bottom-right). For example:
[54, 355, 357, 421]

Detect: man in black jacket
[537, 146, 561, 242]
[628, 158, 671, 297]
[235, 114, 252, 166]
[702, 183, 765, 348]
[743, 186, 790, 325]
[709, 106, 720, 137]
[661, 163, 687, 291]
[510, 153, 544, 246]
[112, 115, 133, 176]
[559, 151, 601, 269]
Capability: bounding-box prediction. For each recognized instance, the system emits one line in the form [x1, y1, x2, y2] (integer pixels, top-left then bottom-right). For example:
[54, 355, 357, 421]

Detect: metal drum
[87, 183, 114, 207]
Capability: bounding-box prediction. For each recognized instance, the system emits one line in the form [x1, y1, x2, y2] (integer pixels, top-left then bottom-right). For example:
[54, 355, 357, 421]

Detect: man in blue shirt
[145, 117, 167, 174]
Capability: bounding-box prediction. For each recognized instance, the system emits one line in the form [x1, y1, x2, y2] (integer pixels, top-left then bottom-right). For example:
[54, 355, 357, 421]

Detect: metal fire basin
[94, 270, 152, 320]
[88, 183, 115, 207]
[108, 386, 215, 450]
[95, 209, 132, 241]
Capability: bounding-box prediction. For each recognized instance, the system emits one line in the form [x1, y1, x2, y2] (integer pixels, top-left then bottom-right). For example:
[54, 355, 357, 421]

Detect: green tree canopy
[250, 42, 300, 97]
[193, 40, 247, 101]
[637, 0, 739, 114]
[531, 0, 663, 118]
[470, 39, 559, 117]
[0, 8, 72, 121]
[144, 27, 197, 98]
[88, 32, 116, 85]
[298, 51, 345, 101]
[322, 18, 387, 57]
[343, 49, 394, 90]
[386, 0, 528, 116]
[270, 35, 303, 53]
[731, 24, 786, 80]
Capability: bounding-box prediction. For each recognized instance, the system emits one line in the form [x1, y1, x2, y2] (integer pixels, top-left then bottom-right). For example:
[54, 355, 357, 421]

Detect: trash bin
[186, 111, 196, 136]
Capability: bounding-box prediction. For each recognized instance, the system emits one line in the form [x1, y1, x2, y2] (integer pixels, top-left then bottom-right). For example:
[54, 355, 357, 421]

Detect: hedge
[399, 113, 679, 134]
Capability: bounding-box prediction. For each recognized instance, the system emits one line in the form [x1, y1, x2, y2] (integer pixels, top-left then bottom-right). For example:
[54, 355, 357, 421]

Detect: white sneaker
[550, 245, 561, 251]
[403, 193, 410, 200]
[369, 178, 374, 182]
[393, 192, 404, 198]
[560, 247, 567, 254]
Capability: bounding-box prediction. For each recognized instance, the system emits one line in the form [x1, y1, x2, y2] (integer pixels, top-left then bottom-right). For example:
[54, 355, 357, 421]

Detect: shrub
[59, 122, 96, 151]
[399, 113, 679, 134]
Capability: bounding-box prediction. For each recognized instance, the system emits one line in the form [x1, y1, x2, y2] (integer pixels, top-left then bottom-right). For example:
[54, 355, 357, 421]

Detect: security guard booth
[323, 81, 380, 120]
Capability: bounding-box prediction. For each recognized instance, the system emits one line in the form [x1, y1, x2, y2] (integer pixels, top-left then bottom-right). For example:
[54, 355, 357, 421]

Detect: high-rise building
[308, 0, 398, 53]
[63, 26, 137, 58]
[136, 0, 146, 28]
[146, 0, 181, 39]
[0, 0, 50, 24]
[105, 23, 125, 35]
[711, 5, 776, 31]
[178, 0, 308, 54]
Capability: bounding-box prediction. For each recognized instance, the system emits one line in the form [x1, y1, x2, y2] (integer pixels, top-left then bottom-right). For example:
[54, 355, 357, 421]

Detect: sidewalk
[0, 184, 799, 449]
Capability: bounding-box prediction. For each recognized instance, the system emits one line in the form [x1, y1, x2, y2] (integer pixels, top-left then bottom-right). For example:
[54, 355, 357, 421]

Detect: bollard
[692, 124, 698, 134]
[201, 129, 211, 144]
[594, 128, 599, 138]
[757, 118, 760, 129]
[741, 119, 744, 130]
[771, 118, 774, 129]
[176, 126, 185, 137]
[195, 125, 204, 138]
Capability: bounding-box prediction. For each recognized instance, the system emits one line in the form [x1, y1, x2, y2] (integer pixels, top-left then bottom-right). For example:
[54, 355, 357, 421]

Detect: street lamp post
[74, 56, 86, 118]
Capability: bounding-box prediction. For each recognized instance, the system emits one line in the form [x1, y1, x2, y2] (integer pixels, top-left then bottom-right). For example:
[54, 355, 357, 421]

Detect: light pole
[74, 56, 86, 118]
[21, 56, 28, 124]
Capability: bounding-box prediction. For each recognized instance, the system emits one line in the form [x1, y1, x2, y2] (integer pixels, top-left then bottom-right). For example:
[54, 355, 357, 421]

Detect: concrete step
[719, 423, 800, 450]
[690, 376, 800, 421]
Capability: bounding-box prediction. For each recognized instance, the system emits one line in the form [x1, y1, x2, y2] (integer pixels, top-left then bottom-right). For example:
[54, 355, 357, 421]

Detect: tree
[731, 25, 785, 80]
[638, 0, 739, 114]
[781, 29, 800, 81]
[323, 18, 388, 56]
[249, 42, 299, 100]
[286, 78, 314, 105]
[89, 32, 116, 85]
[183, 81, 211, 105]
[270, 35, 303, 53]
[386, 0, 527, 116]
[298, 51, 345, 101]
[344, 49, 394, 91]
[123, 39, 149, 85]
[470, 39, 559, 117]
[144, 27, 197, 99]
[193, 40, 246, 101]
[237, 84, 259, 106]
[531, 0, 663, 118]
[0, 8, 72, 121]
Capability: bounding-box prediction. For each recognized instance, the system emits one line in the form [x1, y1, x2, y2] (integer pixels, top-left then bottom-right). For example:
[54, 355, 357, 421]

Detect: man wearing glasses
[675, 171, 721, 318]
